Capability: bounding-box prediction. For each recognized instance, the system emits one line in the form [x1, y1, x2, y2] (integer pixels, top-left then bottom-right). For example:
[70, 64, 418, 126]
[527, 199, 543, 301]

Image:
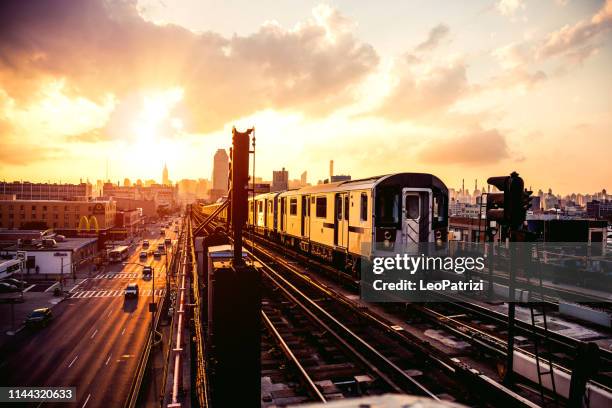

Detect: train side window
[316, 197, 327, 218]
[360, 193, 367, 221]
[336, 196, 342, 220]
[258, 201, 263, 212]
[344, 196, 349, 220]
[405, 195, 420, 220]
[289, 198, 297, 216]
[376, 190, 400, 225]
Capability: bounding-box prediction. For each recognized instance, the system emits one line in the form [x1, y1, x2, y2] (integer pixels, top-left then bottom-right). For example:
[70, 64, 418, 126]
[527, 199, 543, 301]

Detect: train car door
[301, 195, 310, 237]
[280, 197, 286, 231]
[334, 193, 349, 247]
[402, 189, 432, 244]
[263, 199, 268, 228]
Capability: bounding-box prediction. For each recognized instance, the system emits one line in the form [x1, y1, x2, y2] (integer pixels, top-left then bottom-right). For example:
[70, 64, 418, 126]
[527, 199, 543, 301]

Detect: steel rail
[261, 310, 327, 403]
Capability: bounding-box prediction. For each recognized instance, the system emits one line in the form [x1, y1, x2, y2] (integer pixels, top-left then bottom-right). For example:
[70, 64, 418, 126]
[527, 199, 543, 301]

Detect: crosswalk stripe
[68, 287, 165, 299]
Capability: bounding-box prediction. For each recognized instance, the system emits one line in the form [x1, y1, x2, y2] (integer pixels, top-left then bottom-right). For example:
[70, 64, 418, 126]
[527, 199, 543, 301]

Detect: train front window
[433, 193, 447, 227]
[376, 190, 400, 226]
[405, 195, 420, 220]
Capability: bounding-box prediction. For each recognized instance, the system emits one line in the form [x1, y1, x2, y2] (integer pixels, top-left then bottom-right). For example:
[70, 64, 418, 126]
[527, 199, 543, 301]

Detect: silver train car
[201, 173, 448, 277]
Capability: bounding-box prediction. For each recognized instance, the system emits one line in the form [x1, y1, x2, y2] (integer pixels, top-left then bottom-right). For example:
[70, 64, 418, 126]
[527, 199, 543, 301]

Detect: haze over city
[0, 0, 610, 195]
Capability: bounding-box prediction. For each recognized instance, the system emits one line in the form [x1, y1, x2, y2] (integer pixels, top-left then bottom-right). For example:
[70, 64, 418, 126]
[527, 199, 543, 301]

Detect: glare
[131, 87, 184, 142]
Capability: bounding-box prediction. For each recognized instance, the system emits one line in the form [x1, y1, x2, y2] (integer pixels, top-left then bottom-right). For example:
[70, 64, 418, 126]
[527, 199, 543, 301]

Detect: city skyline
[1, 0, 611, 195]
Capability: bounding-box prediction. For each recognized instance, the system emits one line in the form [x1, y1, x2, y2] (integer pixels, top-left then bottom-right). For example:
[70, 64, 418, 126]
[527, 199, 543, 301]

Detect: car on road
[164, 238, 172, 247]
[142, 266, 153, 279]
[153, 251, 162, 259]
[2, 278, 27, 288]
[142, 240, 150, 249]
[125, 283, 139, 298]
[160, 229, 165, 236]
[25, 308, 53, 328]
[139, 251, 148, 260]
[0, 282, 18, 292]
[157, 243, 165, 254]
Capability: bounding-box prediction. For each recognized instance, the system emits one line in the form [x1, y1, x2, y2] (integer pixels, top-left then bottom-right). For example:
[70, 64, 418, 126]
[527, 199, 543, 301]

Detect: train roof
[252, 173, 447, 199]
[251, 191, 281, 201]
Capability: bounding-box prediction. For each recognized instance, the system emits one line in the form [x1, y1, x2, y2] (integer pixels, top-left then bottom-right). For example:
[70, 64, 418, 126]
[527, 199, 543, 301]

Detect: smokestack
[329, 160, 334, 180]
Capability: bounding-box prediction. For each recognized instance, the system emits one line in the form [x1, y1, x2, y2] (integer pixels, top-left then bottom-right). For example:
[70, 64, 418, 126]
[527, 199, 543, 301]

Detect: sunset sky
[0, 0, 610, 194]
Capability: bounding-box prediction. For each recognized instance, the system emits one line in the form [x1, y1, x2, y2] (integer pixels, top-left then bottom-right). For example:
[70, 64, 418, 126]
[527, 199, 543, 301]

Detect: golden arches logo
[89, 216, 99, 232]
[78, 216, 90, 232]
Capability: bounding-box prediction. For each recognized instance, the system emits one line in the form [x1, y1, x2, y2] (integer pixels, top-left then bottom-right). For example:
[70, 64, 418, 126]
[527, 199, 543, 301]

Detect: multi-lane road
[0, 221, 178, 407]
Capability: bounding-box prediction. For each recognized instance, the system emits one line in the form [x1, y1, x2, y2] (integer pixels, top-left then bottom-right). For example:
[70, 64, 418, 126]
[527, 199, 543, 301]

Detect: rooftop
[3, 237, 98, 252]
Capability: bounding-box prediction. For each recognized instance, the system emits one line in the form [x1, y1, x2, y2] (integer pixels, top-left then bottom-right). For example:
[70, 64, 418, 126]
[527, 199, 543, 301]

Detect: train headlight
[384, 239, 390, 248]
[384, 230, 392, 240]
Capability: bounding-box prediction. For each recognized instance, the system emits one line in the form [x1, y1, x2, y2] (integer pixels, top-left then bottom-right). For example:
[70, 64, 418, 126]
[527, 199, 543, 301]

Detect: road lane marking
[90, 329, 98, 339]
[121, 327, 126, 336]
[23, 284, 36, 292]
[107, 308, 113, 317]
[82, 393, 91, 408]
[105, 353, 112, 366]
[45, 282, 60, 292]
[68, 355, 79, 368]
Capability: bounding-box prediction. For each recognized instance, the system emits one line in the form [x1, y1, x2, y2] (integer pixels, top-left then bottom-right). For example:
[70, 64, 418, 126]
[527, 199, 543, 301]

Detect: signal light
[486, 171, 529, 234]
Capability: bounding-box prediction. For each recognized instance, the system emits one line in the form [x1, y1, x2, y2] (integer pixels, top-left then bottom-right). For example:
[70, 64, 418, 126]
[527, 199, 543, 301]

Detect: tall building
[162, 163, 169, 186]
[212, 149, 229, 192]
[0, 181, 92, 201]
[271, 168, 289, 192]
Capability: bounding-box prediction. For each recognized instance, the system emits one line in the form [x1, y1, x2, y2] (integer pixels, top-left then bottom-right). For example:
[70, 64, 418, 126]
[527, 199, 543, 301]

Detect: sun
[131, 87, 184, 144]
[125, 88, 184, 171]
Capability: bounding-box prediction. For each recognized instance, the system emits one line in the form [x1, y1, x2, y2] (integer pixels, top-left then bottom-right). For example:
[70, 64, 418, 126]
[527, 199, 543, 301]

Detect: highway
[0, 221, 178, 408]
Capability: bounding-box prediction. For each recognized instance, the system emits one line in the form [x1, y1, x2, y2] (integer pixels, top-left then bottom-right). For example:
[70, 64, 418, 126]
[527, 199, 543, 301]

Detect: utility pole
[487, 171, 531, 384]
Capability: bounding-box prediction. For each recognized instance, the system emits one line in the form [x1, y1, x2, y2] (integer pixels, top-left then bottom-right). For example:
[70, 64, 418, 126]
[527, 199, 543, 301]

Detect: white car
[124, 283, 139, 298]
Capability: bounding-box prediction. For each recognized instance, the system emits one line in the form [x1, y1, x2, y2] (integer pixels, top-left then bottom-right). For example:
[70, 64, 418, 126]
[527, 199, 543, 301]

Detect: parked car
[164, 238, 172, 247]
[142, 266, 153, 278]
[0, 282, 18, 293]
[125, 283, 139, 298]
[142, 240, 150, 249]
[160, 229, 165, 236]
[25, 308, 53, 328]
[157, 243, 165, 254]
[153, 251, 162, 259]
[2, 278, 27, 288]
[139, 251, 148, 260]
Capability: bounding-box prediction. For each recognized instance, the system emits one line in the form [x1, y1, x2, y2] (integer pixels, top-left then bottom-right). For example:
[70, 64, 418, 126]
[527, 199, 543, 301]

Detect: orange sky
[0, 0, 610, 195]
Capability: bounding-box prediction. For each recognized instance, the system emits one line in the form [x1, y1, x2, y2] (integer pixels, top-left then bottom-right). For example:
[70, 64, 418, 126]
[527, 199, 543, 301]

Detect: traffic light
[486, 171, 529, 233]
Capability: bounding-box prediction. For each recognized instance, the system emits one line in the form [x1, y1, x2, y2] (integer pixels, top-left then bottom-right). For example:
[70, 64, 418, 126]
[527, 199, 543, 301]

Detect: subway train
[201, 173, 448, 277]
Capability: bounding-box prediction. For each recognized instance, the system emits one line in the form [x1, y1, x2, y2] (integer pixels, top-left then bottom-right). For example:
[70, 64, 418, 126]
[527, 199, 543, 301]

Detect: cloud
[0, 143, 64, 166]
[66, 127, 108, 143]
[375, 62, 469, 121]
[537, 0, 612, 61]
[415, 24, 450, 52]
[0, 0, 378, 134]
[496, 0, 525, 17]
[418, 129, 510, 165]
